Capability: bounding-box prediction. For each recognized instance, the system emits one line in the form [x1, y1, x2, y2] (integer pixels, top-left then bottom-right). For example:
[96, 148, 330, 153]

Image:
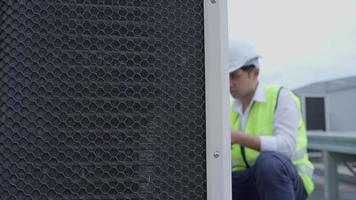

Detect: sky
[228, 0, 356, 89]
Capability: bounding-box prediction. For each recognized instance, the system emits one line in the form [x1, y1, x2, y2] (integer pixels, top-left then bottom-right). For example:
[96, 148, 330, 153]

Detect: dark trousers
[232, 151, 307, 200]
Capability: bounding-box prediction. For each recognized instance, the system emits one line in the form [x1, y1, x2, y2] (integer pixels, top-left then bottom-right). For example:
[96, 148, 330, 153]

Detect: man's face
[229, 68, 258, 99]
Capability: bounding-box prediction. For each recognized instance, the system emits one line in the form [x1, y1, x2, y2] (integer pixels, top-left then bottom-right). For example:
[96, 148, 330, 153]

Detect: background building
[295, 76, 356, 132]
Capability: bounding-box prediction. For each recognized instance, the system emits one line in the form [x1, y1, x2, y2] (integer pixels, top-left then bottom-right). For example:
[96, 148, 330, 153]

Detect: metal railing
[308, 131, 356, 200]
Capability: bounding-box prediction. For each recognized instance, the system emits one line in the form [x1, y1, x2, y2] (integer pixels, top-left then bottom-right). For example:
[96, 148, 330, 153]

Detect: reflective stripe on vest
[297, 164, 314, 178]
[292, 148, 307, 161]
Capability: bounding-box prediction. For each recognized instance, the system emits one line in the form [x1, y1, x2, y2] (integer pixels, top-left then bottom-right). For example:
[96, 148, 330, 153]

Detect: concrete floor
[308, 154, 356, 200]
[309, 174, 356, 200]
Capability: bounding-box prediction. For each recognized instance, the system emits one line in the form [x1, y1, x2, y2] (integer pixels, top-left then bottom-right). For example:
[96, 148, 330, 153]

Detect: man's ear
[253, 67, 260, 79]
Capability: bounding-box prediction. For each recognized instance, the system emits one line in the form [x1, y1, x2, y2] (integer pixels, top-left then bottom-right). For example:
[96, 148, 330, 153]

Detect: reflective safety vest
[230, 85, 314, 196]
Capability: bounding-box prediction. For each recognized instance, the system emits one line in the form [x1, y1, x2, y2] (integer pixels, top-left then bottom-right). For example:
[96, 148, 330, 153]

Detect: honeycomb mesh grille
[0, 0, 206, 199]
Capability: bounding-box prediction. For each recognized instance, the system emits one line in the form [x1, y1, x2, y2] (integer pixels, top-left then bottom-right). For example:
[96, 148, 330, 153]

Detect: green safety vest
[230, 85, 314, 196]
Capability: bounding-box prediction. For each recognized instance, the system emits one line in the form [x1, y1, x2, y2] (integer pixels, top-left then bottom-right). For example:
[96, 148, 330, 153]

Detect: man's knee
[254, 151, 289, 180]
[253, 152, 301, 199]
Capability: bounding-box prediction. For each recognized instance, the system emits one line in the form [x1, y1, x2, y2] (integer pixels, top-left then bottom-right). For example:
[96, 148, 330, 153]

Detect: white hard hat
[229, 39, 261, 73]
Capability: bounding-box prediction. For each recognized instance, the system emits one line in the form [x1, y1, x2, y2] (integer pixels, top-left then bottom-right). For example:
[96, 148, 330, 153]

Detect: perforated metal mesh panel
[0, 0, 206, 199]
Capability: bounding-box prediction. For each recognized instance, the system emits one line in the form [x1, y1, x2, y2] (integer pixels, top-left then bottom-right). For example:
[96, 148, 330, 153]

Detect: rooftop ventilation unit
[0, 0, 230, 199]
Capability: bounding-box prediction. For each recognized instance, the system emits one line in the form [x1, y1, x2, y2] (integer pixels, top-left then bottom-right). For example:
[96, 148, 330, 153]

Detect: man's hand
[231, 129, 240, 144]
[231, 129, 261, 151]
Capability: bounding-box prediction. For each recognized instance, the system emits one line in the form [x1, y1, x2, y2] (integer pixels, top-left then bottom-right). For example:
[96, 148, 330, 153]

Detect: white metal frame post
[204, 0, 231, 200]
